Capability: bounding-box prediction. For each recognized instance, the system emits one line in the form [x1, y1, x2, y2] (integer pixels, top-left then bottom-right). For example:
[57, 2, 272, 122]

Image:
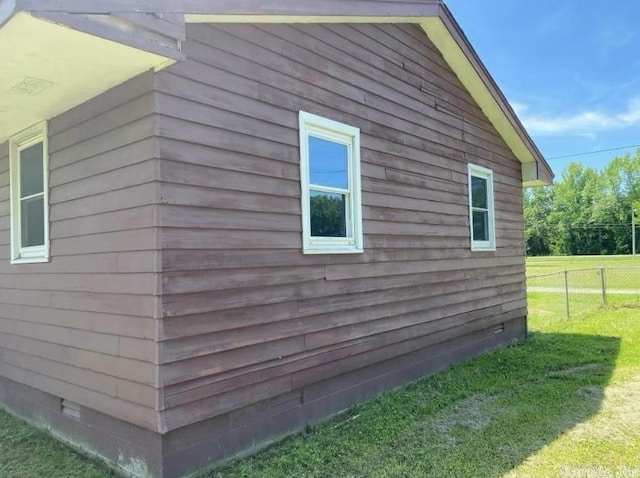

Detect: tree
[310, 194, 346, 237]
[524, 149, 640, 256]
[524, 186, 553, 256]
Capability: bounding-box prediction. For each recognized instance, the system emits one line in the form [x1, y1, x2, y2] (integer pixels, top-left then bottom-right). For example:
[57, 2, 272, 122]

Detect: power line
[546, 145, 640, 161]
[563, 225, 631, 229]
[525, 223, 633, 229]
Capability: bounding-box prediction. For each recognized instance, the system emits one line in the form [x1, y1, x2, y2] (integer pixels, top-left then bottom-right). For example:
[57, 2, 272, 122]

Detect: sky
[445, 0, 640, 179]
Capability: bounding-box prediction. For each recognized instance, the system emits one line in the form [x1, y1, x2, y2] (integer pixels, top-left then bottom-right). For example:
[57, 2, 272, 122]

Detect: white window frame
[9, 122, 50, 264]
[299, 111, 363, 254]
[468, 163, 496, 252]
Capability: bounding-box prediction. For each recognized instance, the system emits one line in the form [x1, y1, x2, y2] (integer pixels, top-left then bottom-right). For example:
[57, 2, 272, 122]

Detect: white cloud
[509, 102, 529, 116]
[516, 97, 640, 136]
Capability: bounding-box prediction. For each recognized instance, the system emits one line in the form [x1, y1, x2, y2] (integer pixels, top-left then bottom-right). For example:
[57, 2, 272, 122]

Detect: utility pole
[633, 208, 637, 256]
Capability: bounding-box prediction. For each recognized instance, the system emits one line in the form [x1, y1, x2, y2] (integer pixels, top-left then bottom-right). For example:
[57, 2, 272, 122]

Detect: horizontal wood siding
[0, 73, 161, 431]
[156, 23, 526, 431]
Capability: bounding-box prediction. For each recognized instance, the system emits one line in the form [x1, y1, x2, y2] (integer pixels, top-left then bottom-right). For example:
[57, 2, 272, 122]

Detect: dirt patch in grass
[428, 394, 499, 447]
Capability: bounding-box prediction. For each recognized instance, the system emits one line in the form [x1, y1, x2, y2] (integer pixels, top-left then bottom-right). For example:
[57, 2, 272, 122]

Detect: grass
[208, 308, 639, 478]
[527, 254, 640, 276]
[526, 255, 640, 314]
[1, 257, 639, 477]
[0, 410, 118, 478]
[506, 303, 640, 477]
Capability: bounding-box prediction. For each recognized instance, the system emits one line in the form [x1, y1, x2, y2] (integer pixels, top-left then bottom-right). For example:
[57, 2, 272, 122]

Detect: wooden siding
[0, 73, 161, 431]
[156, 23, 527, 431]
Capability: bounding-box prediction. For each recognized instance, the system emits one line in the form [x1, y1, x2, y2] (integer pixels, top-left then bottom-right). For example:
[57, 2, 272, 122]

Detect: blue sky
[445, 0, 640, 179]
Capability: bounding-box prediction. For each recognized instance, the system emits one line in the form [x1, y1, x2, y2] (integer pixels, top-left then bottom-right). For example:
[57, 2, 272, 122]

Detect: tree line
[524, 149, 640, 256]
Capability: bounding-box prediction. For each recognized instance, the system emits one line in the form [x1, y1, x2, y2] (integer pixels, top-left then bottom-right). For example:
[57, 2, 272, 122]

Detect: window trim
[9, 122, 50, 264]
[467, 163, 496, 252]
[299, 111, 363, 254]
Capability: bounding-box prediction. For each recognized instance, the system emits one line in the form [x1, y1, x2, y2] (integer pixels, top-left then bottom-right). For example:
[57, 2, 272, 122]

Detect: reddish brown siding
[155, 23, 526, 431]
[0, 18, 533, 477]
[0, 73, 161, 431]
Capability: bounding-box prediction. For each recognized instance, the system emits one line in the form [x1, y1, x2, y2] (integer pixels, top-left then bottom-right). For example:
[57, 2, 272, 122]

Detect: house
[0, 1, 553, 476]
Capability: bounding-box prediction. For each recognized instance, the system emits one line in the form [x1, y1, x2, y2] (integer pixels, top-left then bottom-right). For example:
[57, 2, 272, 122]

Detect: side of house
[154, 22, 528, 476]
[0, 73, 164, 469]
[0, 3, 554, 477]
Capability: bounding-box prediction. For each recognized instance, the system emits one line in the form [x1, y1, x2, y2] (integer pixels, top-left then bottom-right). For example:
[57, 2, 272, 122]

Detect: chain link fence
[527, 267, 640, 317]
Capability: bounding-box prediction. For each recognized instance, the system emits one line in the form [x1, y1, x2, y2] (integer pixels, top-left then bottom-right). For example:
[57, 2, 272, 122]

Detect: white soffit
[0, 12, 174, 143]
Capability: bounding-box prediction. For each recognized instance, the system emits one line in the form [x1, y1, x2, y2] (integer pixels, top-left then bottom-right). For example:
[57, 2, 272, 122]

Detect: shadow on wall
[208, 331, 621, 477]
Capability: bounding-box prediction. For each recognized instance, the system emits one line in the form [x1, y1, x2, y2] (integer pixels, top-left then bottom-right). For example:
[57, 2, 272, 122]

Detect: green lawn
[527, 254, 640, 277]
[1, 258, 639, 477]
[0, 410, 118, 478]
[209, 306, 640, 478]
[526, 255, 640, 314]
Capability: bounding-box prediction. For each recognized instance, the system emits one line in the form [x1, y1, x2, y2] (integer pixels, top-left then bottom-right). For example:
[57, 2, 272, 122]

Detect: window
[10, 122, 49, 263]
[468, 164, 495, 251]
[299, 111, 363, 254]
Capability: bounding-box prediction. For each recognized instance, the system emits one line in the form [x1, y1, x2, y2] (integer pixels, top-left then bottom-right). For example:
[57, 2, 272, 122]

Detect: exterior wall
[0, 315, 526, 478]
[0, 73, 162, 432]
[155, 21, 527, 438]
[0, 375, 164, 477]
[160, 318, 526, 477]
[0, 21, 530, 478]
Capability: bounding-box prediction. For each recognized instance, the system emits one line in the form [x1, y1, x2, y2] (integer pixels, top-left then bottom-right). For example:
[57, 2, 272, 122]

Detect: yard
[1, 256, 639, 477]
[527, 255, 640, 317]
[526, 254, 640, 276]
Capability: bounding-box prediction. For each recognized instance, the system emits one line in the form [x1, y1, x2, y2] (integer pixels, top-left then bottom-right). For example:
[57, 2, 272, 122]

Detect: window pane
[309, 136, 348, 189]
[472, 210, 489, 242]
[21, 196, 45, 247]
[310, 190, 346, 237]
[20, 142, 44, 198]
[471, 176, 487, 209]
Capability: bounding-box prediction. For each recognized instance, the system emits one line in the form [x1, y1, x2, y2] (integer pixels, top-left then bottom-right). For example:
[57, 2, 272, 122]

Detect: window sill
[11, 256, 50, 265]
[303, 247, 363, 255]
[471, 243, 496, 252]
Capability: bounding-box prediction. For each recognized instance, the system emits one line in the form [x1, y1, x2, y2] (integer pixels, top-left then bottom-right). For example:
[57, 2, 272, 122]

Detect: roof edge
[14, 0, 442, 15]
[10, 0, 552, 185]
[430, 4, 553, 184]
[32, 11, 184, 61]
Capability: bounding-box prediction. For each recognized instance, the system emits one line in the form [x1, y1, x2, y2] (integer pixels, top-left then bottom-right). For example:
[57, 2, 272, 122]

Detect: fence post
[564, 270, 570, 317]
[600, 266, 607, 306]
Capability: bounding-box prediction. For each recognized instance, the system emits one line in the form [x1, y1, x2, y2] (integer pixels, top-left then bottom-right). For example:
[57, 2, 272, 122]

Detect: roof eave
[422, 4, 553, 186]
[13, 0, 442, 16]
[0, 11, 178, 142]
[6, 0, 553, 185]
